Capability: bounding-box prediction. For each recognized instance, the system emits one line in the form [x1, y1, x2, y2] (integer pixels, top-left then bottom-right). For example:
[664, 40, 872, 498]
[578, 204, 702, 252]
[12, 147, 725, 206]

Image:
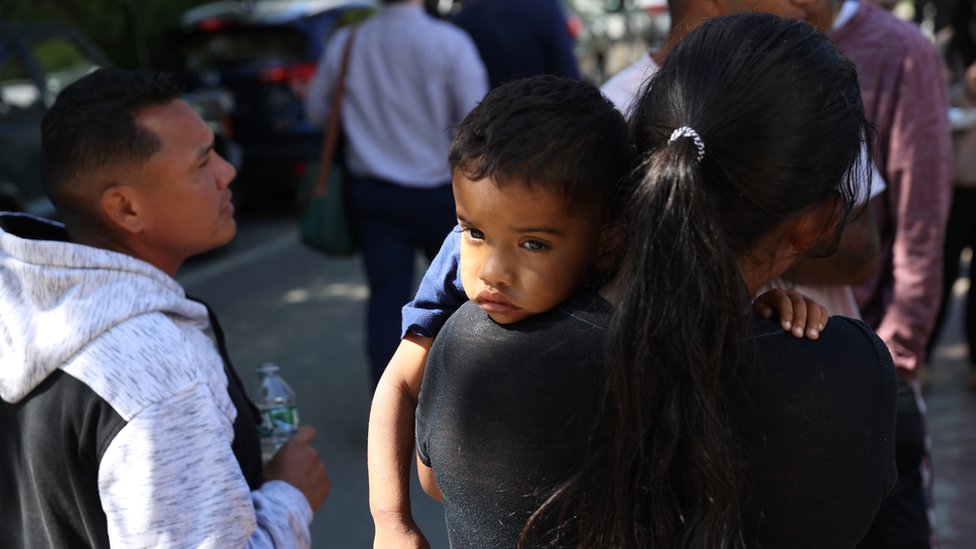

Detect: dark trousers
[927, 186, 976, 367]
[858, 378, 935, 549]
[347, 175, 456, 386]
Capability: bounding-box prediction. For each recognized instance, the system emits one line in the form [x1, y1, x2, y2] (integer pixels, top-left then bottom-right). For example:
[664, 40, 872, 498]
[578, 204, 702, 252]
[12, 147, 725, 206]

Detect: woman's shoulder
[751, 314, 892, 372]
[744, 312, 897, 457]
[433, 291, 610, 376]
[741, 314, 898, 545]
[745, 313, 896, 427]
[446, 290, 611, 337]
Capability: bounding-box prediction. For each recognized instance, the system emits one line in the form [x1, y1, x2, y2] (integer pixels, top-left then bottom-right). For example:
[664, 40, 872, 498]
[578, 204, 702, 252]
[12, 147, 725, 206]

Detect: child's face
[453, 173, 602, 325]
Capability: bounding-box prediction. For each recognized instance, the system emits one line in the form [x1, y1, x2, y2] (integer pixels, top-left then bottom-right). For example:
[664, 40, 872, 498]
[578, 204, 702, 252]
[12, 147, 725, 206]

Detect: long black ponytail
[523, 13, 870, 548]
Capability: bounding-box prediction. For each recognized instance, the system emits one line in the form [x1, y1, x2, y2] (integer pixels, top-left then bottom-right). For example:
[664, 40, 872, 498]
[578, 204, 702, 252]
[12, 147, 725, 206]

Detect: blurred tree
[0, 0, 211, 69]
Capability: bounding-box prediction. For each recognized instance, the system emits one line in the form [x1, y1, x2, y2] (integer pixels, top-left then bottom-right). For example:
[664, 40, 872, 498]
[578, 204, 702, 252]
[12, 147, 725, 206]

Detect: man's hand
[264, 426, 331, 512]
[754, 288, 828, 340]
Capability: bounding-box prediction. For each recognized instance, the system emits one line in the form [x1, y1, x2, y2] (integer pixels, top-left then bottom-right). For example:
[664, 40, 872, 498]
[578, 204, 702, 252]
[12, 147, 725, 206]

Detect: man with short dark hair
[832, 1, 951, 545]
[0, 67, 330, 548]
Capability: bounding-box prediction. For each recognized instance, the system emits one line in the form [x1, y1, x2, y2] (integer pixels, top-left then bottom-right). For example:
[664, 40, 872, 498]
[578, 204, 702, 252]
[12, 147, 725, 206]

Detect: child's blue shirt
[401, 228, 465, 338]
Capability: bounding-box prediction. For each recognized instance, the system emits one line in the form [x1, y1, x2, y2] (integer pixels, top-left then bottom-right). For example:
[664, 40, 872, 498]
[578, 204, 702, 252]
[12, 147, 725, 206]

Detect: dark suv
[165, 0, 375, 202]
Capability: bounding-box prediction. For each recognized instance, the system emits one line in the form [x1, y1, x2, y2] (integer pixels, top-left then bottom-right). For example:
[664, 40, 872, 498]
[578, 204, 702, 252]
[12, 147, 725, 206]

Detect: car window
[0, 47, 43, 118]
[27, 36, 101, 96]
[175, 27, 309, 71]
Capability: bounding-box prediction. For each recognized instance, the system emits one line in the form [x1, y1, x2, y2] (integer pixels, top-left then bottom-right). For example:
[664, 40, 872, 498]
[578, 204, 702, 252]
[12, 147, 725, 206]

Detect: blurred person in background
[305, 0, 488, 386]
[828, 1, 952, 547]
[915, 0, 954, 33]
[929, 0, 976, 392]
[450, 0, 580, 89]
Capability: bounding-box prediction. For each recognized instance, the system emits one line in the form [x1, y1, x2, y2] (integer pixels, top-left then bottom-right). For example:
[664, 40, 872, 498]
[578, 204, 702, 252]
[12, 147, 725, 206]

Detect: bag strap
[312, 28, 357, 198]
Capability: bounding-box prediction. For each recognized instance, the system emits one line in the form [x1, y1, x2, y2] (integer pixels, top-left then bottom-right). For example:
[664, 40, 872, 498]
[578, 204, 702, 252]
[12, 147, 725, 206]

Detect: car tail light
[197, 18, 228, 32]
[258, 62, 317, 85]
[566, 14, 583, 41]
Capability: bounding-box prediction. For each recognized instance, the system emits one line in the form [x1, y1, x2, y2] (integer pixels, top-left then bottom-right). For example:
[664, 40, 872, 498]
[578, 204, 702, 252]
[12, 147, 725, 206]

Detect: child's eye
[521, 239, 550, 252]
[462, 227, 485, 241]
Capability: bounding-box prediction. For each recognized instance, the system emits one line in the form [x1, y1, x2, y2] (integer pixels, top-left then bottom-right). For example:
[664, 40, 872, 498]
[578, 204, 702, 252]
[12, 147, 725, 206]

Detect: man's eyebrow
[196, 138, 215, 161]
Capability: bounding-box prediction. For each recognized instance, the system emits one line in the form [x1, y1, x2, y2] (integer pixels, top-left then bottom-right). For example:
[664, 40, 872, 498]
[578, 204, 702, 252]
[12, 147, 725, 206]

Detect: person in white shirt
[306, 0, 488, 385]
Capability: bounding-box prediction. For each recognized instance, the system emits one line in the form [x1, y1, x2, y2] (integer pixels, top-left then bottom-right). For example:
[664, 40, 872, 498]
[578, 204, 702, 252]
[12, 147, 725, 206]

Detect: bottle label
[259, 405, 300, 437]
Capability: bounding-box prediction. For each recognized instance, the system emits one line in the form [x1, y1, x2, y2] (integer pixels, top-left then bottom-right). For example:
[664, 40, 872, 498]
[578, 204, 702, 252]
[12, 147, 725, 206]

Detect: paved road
[177, 212, 975, 548]
[924, 273, 976, 549]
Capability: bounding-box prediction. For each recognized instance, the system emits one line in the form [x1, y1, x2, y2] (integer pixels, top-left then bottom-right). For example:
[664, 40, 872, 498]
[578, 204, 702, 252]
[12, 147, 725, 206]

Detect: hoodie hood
[0, 213, 207, 403]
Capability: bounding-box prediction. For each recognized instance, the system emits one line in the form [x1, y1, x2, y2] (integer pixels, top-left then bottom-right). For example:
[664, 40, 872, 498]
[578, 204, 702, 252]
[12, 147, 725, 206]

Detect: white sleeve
[305, 31, 347, 127]
[854, 140, 887, 203]
[448, 33, 489, 122]
[868, 161, 887, 199]
[98, 383, 312, 549]
[600, 56, 656, 117]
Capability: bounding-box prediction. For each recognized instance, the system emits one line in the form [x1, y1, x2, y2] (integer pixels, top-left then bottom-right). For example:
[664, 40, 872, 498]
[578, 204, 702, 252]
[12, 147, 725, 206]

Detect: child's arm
[368, 334, 433, 549]
[369, 230, 465, 549]
[754, 288, 829, 340]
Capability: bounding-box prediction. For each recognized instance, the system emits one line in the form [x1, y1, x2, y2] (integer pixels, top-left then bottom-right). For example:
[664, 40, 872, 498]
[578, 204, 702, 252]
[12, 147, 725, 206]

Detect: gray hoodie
[0, 213, 311, 548]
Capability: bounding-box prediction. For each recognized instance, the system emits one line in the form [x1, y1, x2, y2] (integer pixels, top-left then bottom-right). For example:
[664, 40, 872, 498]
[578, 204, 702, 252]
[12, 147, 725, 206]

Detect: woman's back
[418, 298, 896, 547]
[417, 293, 609, 548]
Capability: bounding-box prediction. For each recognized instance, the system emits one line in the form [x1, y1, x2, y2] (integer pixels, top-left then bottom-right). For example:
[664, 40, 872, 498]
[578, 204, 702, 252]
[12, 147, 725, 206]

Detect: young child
[367, 75, 827, 547]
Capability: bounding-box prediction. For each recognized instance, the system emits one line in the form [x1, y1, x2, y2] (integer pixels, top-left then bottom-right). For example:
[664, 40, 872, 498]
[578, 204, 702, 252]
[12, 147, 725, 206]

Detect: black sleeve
[737, 314, 898, 548]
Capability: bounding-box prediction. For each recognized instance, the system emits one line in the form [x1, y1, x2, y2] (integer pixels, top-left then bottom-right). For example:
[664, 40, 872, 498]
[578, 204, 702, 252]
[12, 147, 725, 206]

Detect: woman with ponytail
[415, 13, 897, 549]
[525, 13, 897, 548]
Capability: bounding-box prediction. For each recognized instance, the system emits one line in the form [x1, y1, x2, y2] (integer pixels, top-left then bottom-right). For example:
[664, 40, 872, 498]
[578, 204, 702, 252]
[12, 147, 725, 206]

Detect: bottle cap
[256, 362, 280, 374]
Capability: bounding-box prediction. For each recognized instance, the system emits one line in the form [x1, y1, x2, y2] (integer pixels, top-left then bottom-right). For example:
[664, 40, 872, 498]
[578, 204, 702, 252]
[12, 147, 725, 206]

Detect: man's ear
[98, 184, 145, 235]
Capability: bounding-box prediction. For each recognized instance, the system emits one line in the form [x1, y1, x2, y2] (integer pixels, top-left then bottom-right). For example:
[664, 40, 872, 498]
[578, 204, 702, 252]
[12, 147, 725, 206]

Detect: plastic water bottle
[254, 362, 300, 463]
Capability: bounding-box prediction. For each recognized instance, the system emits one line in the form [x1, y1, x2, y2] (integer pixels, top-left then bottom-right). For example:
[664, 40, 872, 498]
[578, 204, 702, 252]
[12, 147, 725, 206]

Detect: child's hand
[373, 519, 430, 549]
[753, 288, 828, 340]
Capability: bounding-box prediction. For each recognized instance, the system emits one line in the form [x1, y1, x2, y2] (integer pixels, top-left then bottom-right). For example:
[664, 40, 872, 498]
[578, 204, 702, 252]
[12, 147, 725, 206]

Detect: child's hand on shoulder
[753, 288, 827, 340]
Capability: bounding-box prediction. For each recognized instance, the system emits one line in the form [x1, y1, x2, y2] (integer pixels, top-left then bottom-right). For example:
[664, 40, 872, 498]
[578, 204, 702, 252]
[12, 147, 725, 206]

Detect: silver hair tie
[669, 126, 705, 162]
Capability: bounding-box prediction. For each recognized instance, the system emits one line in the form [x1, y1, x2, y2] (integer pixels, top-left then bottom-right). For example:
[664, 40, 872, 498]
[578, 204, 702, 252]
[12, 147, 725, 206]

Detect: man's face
[453, 173, 601, 325]
[130, 99, 237, 270]
[720, 0, 833, 31]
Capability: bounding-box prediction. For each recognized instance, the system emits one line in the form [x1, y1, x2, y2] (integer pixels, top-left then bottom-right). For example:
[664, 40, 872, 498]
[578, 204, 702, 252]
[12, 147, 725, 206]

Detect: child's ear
[595, 225, 625, 272]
